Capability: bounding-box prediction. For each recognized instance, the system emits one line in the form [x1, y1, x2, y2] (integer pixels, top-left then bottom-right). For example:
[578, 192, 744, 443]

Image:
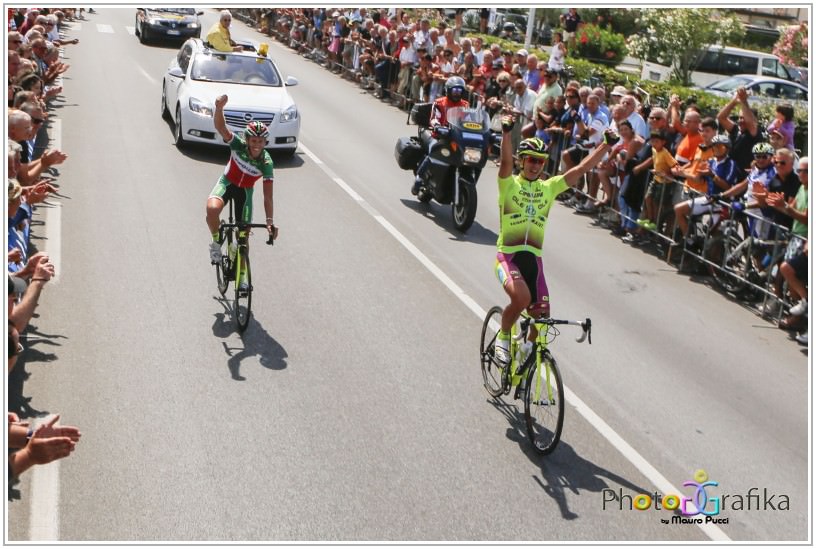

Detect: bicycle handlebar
[220, 222, 275, 246]
[532, 317, 592, 344]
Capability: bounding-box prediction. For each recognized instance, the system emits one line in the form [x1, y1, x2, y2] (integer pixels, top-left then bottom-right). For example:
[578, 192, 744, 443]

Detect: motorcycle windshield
[446, 107, 490, 133]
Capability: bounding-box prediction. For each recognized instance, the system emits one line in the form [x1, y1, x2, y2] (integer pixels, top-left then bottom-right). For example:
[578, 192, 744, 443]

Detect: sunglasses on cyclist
[753, 154, 771, 159]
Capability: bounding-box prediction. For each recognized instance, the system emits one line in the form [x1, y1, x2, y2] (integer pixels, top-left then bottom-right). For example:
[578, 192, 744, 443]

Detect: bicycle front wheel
[215, 234, 230, 297]
[234, 252, 252, 333]
[524, 351, 564, 455]
[480, 306, 507, 398]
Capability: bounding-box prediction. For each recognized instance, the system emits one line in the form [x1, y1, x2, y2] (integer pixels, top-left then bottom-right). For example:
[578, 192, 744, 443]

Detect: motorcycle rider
[493, 116, 619, 365]
[412, 75, 470, 195]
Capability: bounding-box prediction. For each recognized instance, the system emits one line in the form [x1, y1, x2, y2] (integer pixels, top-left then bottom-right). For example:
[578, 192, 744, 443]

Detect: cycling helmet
[244, 121, 269, 139]
[711, 134, 731, 148]
[752, 142, 774, 155]
[517, 137, 549, 159]
[444, 76, 466, 102]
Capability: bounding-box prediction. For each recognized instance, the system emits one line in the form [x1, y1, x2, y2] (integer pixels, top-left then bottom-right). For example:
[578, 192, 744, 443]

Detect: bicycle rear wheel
[234, 252, 252, 332]
[524, 350, 564, 455]
[480, 306, 508, 398]
[216, 228, 231, 297]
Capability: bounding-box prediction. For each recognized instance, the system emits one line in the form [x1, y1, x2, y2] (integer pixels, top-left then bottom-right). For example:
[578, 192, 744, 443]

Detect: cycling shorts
[495, 250, 551, 318]
[210, 176, 254, 223]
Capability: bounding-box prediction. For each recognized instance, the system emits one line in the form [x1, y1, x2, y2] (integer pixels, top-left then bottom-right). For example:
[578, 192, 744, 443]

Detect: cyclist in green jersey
[493, 115, 618, 365]
[206, 95, 278, 289]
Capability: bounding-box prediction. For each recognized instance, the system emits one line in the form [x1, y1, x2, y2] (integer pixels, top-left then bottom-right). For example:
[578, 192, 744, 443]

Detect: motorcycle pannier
[395, 136, 423, 171]
[410, 102, 433, 127]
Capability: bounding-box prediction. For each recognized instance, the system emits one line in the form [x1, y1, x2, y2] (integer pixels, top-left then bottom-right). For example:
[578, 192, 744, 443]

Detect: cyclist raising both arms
[493, 115, 618, 365]
[206, 94, 278, 289]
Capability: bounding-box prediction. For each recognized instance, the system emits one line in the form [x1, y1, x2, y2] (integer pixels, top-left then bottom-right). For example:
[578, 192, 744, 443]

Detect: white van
[641, 45, 795, 87]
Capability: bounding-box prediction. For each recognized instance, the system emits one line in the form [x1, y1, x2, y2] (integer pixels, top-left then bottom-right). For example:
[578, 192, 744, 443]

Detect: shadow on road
[399, 198, 498, 246]
[8, 321, 67, 420]
[488, 397, 651, 520]
[211, 296, 288, 380]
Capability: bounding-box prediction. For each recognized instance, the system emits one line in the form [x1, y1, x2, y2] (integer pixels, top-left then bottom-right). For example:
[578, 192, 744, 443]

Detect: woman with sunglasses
[491, 116, 619, 365]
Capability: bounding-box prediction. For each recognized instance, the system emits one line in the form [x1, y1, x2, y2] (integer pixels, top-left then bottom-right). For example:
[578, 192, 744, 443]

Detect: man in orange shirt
[671, 117, 718, 196]
[668, 94, 702, 165]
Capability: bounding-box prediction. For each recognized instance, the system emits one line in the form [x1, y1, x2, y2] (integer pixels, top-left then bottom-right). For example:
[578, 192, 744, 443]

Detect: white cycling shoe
[209, 242, 222, 264]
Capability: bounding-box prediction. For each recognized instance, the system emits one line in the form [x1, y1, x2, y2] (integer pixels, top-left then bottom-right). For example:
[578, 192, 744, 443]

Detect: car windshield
[153, 8, 196, 15]
[707, 76, 752, 92]
[191, 54, 282, 87]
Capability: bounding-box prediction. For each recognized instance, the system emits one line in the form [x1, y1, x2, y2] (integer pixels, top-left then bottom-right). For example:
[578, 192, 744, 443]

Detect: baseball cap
[8, 275, 27, 297]
[516, 48, 528, 56]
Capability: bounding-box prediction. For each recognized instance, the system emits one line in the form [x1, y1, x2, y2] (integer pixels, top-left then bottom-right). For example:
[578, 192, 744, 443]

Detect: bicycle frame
[509, 313, 591, 392]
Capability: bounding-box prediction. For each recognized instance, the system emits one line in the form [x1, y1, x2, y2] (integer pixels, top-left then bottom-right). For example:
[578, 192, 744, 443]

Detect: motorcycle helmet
[751, 142, 774, 156]
[517, 137, 549, 160]
[244, 121, 269, 140]
[444, 76, 466, 102]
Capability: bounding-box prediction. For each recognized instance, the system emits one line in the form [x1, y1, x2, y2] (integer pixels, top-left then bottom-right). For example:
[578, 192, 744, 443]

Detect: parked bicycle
[480, 307, 591, 455]
[215, 199, 274, 332]
[707, 201, 789, 300]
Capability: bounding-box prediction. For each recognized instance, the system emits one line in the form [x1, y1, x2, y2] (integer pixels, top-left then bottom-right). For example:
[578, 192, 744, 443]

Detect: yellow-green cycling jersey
[496, 173, 568, 256]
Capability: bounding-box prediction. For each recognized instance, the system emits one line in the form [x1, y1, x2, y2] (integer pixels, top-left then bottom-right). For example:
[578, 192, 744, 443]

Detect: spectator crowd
[7, 7, 81, 485]
[251, 7, 807, 345]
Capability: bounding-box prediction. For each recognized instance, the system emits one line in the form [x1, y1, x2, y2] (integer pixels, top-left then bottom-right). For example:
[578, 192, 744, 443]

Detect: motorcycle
[394, 103, 497, 233]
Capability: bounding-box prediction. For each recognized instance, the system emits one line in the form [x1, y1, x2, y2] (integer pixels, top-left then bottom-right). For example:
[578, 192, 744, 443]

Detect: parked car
[161, 38, 300, 155]
[701, 74, 807, 105]
[642, 45, 797, 88]
[135, 8, 203, 44]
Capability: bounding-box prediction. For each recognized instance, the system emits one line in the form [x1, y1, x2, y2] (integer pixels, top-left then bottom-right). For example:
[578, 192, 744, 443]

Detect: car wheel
[174, 105, 185, 148]
[160, 81, 170, 120]
[139, 24, 148, 44]
[281, 147, 297, 158]
[134, 17, 140, 37]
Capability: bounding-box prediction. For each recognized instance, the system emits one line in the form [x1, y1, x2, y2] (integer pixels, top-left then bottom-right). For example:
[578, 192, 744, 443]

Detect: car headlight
[187, 22, 199, 28]
[188, 97, 213, 117]
[280, 105, 298, 122]
[463, 147, 482, 164]
[147, 17, 161, 25]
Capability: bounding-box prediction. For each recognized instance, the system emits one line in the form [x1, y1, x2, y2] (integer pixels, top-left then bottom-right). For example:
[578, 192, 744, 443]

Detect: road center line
[136, 64, 157, 85]
[298, 141, 729, 541]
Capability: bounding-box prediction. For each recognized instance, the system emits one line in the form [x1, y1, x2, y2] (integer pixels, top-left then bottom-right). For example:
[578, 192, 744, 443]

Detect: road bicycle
[215, 200, 274, 332]
[480, 307, 591, 455]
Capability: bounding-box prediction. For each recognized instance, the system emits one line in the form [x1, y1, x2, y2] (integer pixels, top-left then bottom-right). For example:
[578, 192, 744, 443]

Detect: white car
[701, 74, 808, 105]
[161, 38, 300, 156]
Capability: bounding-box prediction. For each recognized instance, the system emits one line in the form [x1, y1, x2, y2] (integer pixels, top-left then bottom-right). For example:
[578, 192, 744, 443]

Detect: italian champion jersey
[223, 133, 274, 188]
[496, 174, 568, 256]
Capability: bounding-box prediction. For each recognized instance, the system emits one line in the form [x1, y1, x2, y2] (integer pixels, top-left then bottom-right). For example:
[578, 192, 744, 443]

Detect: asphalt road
[8, 8, 809, 542]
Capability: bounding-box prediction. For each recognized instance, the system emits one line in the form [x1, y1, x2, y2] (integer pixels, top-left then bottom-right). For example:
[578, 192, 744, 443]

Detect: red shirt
[432, 96, 470, 126]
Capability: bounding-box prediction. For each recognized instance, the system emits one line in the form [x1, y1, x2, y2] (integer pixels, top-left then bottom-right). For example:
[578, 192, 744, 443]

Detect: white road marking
[28, 417, 61, 541]
[137, 65, 157, 85]
[43, 201, 62, 284]
[96, 24, 114, 33]
[125, 25, 135, 35]
[298, 141, 730, 541]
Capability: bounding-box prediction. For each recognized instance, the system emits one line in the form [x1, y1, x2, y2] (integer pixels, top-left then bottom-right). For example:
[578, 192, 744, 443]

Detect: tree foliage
[627, 8, 744, 86]
[773, 22, 808, 67]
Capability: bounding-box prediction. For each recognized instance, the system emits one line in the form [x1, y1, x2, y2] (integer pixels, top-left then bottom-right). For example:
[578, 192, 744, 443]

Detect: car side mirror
[196, 11, 204, 16]
[285, 76, 299, 87]
[168, 67, 185, 78]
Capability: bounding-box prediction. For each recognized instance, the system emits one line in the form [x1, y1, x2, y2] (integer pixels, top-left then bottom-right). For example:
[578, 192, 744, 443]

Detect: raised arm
[498, 115, 516, 179]
[213, 94, 233, 143]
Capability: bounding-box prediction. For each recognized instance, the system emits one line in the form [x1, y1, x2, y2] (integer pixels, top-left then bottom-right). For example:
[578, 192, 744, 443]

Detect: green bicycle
[215, 200, 274, 333]
[480, 307, 592, 454]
